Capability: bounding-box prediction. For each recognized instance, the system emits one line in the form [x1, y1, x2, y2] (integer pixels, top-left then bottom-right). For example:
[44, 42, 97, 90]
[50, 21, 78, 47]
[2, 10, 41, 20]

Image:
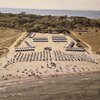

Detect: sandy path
[0, 34, 21, 44]
[71, 31, 92, 54]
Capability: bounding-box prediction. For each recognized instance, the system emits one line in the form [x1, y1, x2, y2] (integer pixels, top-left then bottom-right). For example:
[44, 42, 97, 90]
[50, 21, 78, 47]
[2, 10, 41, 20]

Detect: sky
[0, 0, 100, 10]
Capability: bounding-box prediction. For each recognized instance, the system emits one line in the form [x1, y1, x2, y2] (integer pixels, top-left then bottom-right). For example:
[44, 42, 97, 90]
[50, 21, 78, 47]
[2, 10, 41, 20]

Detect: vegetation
[0, 13, 100, 55]
[73, 28, 100, 54]
[0, 28, 22, 57]
[0, 13, 100, 33]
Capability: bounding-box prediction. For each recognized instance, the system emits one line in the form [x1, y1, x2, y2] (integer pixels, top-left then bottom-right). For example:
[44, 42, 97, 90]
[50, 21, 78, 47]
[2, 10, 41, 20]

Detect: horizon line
[0, 7, 100, 12]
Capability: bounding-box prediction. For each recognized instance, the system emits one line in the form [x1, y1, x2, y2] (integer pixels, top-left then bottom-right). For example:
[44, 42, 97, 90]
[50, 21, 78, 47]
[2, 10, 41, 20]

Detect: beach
[0, 33, 100, 82]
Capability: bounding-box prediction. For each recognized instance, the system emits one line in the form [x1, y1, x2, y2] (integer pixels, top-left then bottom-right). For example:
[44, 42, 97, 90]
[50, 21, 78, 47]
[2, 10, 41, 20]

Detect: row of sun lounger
[52, 36, 67, 42]
[15, 47, 35, 52]
[66, 41, 75, 48]
[52, 36, 67, 40]
[6, 50, 97, 65]
[24, 41, 33, 48]
[53, 50, 96, 63]
[3, 49, 98, 69]
[28, 32, 36, 38]
[32, 36, 67, 42]
[66, 47, 85, 52]
[13, 50, 52, 62]
[33, 37, 48, 42]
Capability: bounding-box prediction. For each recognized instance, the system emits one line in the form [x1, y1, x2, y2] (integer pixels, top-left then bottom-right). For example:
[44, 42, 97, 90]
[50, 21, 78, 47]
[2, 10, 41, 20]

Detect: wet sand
[0, 72, 100, 100]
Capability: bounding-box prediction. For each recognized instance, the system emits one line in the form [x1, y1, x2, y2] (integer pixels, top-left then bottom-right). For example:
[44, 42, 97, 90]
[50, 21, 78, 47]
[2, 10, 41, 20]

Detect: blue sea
[0, 8, 100, 19]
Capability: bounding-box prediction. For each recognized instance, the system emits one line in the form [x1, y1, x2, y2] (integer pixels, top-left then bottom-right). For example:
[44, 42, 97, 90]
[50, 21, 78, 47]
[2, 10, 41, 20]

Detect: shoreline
[0, 71, 100, 86]
[0, 8, 100, 19]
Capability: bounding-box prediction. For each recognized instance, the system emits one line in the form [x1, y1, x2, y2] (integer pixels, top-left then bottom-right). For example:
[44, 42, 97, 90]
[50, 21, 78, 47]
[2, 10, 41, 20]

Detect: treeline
[0, 13, 100, 33]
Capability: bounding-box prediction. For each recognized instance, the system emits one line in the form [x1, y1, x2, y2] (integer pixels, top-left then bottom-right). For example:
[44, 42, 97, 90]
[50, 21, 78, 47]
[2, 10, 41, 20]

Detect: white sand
[0, 33, 100, 81]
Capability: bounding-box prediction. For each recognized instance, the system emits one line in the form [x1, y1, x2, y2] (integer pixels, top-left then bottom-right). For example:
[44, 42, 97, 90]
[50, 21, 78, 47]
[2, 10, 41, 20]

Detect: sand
[0, 33, 100, 81]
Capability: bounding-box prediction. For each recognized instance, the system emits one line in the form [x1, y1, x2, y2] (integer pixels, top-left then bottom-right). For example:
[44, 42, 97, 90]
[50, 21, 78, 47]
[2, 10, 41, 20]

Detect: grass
[70, 33, 88, 49]
[0, 28, 22, 57]
[0, 28, 22, 42]
[73, 27, 100, 54]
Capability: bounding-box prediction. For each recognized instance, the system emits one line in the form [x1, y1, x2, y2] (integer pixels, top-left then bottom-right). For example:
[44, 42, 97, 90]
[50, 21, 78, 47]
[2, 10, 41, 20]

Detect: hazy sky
[0, 0, 100, 10]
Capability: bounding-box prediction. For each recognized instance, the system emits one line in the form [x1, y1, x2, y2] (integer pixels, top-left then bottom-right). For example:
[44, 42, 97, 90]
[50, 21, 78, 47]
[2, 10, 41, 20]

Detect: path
[71, 31, 92, 54]
[0, 34, 21, 44]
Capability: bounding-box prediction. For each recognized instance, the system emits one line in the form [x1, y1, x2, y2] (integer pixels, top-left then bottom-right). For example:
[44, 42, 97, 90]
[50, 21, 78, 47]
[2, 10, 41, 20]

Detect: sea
[0, 8, 100, 19]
